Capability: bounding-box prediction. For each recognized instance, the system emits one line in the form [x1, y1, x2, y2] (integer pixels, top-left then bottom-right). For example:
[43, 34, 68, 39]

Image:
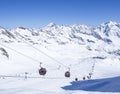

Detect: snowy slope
[0, 21, 120, 94]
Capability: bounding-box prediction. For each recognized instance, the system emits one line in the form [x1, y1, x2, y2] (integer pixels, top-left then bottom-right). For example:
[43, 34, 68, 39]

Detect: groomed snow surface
[0, 43, 120, 94]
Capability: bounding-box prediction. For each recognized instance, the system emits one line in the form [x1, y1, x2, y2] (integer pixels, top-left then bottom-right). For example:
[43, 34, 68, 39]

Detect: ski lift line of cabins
[39, 62, 71, 77]
[0, 43, 71, 78]
[0, 43, 96, 79]
[16, 36, 71, 77]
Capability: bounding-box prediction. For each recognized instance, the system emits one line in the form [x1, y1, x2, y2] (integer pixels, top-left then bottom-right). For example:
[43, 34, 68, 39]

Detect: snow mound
[62, 76, 120, 93]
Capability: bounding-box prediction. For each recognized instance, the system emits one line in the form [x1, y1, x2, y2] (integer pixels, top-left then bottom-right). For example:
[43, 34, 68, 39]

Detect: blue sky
[0, 0, 120, 28]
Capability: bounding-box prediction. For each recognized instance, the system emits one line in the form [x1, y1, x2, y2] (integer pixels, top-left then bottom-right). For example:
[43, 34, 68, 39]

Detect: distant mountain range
[0, 21, 120, 53]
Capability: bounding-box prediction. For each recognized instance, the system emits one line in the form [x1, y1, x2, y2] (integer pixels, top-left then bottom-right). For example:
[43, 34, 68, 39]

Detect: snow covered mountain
[0, 21, 120, 54]
[0, 21, 120, 94]
[0, 26, 15, 43]
[0, 21, 119, 45]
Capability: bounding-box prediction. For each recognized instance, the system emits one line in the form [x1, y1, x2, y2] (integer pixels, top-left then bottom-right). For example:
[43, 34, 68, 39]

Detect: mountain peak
[102, 21, 118, 26]
[18, 27, 27, 30]
[47, 22, 57, 27]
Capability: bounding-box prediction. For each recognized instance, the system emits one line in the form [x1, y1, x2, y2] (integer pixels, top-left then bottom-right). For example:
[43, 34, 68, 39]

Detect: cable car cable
[16, 35, 68, 68]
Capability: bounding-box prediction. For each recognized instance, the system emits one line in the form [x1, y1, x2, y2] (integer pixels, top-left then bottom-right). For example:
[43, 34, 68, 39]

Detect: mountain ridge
[0, 21, 120, 47]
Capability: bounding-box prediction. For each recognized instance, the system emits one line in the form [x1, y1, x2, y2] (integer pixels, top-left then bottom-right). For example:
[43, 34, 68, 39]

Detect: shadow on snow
[62, 76, 120, 92]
